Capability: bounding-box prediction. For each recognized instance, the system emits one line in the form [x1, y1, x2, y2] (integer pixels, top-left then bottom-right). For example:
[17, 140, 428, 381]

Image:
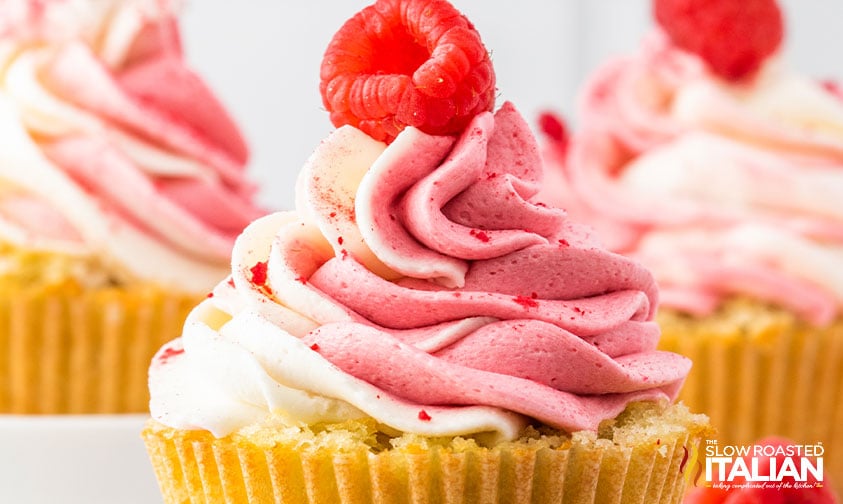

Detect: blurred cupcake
[0, 0, 263, 413]
[543, 0, 843, 485]
[143, 1, 710, 502]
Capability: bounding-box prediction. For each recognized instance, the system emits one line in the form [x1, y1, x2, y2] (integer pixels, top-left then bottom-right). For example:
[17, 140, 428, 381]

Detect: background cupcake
[0, 0, 263, 413]
[143, 1, 710, 502]
[542, 0, 843, 486]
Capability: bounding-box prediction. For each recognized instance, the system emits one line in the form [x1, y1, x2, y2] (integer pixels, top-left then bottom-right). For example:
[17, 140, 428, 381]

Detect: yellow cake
[143, 402, 710, 504]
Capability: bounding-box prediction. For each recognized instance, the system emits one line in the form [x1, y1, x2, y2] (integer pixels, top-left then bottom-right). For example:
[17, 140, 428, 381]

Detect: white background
[179, 0, 843, 211]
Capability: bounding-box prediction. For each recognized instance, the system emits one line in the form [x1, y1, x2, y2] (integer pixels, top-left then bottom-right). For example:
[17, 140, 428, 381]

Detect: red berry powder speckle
[514, 295, 539, 308]
[418, 410, 432, 421]
[250, 261, 268, 286]
[469, 229, 491, 242]
[158, 346, 184, 364]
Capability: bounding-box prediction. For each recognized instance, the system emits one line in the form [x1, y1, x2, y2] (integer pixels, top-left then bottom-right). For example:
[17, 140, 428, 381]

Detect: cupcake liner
[143, 403, 710, 504]
[0, 284, 196, 414]
[657, 298, 843, 484]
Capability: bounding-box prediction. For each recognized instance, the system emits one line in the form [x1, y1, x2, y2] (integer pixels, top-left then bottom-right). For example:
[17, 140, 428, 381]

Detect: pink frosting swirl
[300, 103, 689, 431]
[151, 102, 690, 437]
[0, 1, 263, 290]
[553, 31, 843, 325]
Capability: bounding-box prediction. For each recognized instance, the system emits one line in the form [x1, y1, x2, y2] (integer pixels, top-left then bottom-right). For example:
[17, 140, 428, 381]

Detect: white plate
[0, 415, 162, 504]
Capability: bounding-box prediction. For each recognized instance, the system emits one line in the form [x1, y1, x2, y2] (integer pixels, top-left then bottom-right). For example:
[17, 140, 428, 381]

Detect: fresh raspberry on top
[320, 0, 496, 143]
[654, 0, 784, 81]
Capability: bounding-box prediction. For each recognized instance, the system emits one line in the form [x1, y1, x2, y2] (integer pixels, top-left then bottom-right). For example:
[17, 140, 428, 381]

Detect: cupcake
[143, 1, 710, 502]
[0, 0, 263, 413]
[544, 0, 843, 486]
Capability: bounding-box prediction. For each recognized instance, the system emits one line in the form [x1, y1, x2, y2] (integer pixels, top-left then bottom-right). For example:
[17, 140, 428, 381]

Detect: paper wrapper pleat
[143, 403, 711, 504]
[0, 285, 196, 414]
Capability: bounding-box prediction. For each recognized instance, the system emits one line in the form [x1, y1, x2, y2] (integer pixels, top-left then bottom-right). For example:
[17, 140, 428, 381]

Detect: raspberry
[654, 0, 784, 81]
[320, 0, 496, 143]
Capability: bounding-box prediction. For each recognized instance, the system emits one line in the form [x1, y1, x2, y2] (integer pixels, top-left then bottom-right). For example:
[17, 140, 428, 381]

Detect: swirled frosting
[0, 0, 262, 292]
[149, 102, 690, 440]
[556, 31, 843, 326]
